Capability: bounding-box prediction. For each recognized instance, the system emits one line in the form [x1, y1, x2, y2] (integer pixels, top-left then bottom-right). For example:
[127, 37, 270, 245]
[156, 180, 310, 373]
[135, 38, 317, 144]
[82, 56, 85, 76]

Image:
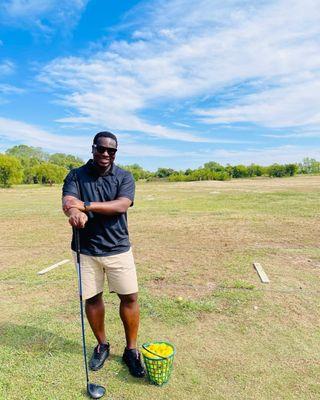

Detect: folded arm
[63, 195, 132, 216]
[62, 196, 88, 228]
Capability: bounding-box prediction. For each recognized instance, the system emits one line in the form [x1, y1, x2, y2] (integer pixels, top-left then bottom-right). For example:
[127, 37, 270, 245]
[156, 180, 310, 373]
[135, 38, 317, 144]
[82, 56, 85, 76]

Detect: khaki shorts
[72, 248, 138, 300]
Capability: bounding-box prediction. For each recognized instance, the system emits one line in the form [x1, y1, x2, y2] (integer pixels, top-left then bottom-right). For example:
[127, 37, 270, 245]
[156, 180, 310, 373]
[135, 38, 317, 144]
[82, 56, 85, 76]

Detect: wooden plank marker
[38, 259, 70, 275]
[253, 262, 270, 284]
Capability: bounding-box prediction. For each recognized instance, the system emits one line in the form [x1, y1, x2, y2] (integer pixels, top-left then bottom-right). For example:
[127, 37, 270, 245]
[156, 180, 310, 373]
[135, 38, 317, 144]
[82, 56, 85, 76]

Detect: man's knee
[85, 292, 103, 305]
[118, 292, 138, 305]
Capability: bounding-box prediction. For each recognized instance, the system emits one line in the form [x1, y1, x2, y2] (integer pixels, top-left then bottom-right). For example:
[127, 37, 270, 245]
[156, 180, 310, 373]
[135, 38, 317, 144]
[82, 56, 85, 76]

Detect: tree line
[0, 145, 319, 187]
[120, 159, 320, 182]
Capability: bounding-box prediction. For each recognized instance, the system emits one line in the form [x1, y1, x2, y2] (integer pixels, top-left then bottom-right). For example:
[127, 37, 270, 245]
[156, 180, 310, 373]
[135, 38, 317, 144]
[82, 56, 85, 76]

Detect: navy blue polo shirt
[62, 160, 135, 256]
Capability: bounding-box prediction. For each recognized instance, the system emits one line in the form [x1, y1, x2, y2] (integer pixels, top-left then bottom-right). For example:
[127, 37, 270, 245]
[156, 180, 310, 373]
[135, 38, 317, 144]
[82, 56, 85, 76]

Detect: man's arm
[62, 195, 88, 228]
[63, 196, 132, 216]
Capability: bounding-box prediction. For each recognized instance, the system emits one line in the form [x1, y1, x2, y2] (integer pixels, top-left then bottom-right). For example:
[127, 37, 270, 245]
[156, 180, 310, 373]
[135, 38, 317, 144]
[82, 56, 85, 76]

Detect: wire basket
[142, 341, 176, 386]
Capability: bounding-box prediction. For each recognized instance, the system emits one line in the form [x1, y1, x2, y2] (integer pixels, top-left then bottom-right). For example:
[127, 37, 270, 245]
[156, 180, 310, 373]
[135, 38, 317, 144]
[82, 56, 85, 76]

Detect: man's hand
[63, 197, 85, 212]
[68, 209, 88, 228]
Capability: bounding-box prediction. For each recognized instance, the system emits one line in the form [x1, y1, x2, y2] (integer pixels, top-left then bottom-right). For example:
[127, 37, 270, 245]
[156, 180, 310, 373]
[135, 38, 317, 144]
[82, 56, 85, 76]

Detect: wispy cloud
[0, 83, 23, 95]
[36, 0, 320, 143]
[263, 125, 320, 138]
[0, 61, 22, 103]
[0, 60, 15, 75]
[0, 0, 89, 35]
[0, 117, 188, 158]
[39, 55, 212, 143]
[205, 145, 320, 166]
[1, 116, 317, 168]
[196, 75, 320, 128]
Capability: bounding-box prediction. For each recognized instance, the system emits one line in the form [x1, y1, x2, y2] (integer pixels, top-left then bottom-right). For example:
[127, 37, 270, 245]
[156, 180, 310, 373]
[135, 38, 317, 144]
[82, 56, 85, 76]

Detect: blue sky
[0, 0, 319, 170]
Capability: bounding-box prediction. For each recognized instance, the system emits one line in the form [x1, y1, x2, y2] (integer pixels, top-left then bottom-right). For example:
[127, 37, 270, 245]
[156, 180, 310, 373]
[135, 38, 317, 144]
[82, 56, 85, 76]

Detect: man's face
[92, 136, 117, 169]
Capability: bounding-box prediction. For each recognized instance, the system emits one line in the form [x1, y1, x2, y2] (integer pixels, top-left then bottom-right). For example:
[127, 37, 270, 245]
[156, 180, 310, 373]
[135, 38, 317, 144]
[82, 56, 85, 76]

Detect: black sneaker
[89, 342, 110, 371]
[122, 348, 146, 378]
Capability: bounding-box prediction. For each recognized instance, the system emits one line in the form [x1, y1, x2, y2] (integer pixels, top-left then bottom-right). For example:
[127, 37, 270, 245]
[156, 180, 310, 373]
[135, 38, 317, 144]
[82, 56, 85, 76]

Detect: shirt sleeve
[117, 171, 135, 205]
[62, 169, 80, 199]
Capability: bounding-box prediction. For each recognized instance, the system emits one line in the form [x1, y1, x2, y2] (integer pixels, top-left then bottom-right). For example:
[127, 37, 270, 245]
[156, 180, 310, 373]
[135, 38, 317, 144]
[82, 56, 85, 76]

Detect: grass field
[0, 175, 320, 400]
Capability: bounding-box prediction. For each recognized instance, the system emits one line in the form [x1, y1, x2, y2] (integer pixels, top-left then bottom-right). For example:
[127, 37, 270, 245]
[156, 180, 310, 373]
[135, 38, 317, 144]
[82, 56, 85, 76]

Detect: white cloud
[0, 62, 21, 103]
[205, 145, 320, 166]
[173, 122, 191, 128]
[0, 117, 187, 158]
[0, 0, 89, 34]
[0, 60, 15, 75]
[0, 83, 23, 94]
[0, 116, 88, 151]
[195, 75, 320, 128]
[0, 117, 318, 168]
[263, 129, 320, 139]
[37, 0, 320, 143]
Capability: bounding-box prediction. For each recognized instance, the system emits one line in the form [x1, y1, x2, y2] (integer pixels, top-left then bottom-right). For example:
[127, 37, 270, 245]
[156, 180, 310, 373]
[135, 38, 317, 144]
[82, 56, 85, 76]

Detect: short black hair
[93, 131, 118, 146]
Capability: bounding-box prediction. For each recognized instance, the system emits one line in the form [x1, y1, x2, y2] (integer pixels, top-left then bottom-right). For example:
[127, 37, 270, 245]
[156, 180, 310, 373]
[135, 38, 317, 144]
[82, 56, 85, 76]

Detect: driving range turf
[0, 175, 319, 399]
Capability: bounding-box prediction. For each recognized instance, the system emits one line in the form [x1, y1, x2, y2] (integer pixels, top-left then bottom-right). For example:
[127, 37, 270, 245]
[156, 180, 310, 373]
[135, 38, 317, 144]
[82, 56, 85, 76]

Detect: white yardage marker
[253, 262, 270, 283]
[38, 259, 70, 275]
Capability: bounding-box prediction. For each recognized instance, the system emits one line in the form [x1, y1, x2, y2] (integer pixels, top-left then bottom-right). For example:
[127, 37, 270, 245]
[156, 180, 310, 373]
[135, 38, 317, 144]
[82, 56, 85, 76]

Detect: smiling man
[62, 131, 145, 378]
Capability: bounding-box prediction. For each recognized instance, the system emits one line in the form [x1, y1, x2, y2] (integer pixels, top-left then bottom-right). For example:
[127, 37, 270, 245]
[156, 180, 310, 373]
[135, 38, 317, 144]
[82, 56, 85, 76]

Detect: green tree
[31, 163, 68, 185]
[155, 168, 176, 178]
[6, 144, 48, 161]
[22, 157, 42, 184]
[49, 153, 83, 170]
[231, 165, 249, 178]
[247, 164, 264, 177]
[6, 145, 49, 184]
[267, 164, 286, 177]
[299, 158, 320, 174]
[284, 163, 298, 176]
[203, 161, 225, 172]
[119, 164, 153, 181]
[0, 154, 23, 187]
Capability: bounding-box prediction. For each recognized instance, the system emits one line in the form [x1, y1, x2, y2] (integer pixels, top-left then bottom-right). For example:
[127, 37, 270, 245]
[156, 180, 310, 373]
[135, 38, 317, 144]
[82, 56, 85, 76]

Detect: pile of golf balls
[142, 343, 173, 358]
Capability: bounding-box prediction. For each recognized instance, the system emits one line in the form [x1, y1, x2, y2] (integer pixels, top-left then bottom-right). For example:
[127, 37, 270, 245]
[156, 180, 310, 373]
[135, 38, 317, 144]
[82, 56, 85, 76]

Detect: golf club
[74, 227, 106, 399]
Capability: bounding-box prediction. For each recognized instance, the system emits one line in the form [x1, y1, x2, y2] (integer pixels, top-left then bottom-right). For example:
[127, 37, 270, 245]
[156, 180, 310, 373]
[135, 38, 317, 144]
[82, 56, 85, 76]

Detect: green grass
[0, 176, 320, 399]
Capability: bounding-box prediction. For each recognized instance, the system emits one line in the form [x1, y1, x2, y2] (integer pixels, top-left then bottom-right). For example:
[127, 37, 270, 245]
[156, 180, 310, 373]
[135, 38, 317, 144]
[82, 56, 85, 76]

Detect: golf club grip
[73, 227, 81, 261]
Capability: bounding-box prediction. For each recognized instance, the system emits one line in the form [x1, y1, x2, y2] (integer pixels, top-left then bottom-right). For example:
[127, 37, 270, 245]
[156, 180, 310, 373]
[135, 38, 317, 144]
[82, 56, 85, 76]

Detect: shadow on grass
[0, 322, 82, 354]
[108, 354, 151, 386]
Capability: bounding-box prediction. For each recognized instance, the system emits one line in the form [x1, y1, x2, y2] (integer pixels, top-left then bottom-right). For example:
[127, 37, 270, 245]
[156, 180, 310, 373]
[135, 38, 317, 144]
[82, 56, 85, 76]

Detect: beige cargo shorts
[72, 248, 138, 300]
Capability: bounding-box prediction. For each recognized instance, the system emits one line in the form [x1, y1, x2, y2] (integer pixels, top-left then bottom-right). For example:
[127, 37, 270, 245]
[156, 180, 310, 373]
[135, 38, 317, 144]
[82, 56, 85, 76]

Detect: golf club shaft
[74, 227, 90, 387]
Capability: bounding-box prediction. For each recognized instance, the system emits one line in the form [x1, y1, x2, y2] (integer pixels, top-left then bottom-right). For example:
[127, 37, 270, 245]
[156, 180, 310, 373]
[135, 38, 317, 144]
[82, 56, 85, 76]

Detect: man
[62, 131, 145, 378]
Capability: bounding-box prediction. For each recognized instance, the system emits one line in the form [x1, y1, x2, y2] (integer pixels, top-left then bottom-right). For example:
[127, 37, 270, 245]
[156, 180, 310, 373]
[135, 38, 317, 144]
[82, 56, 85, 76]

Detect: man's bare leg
[118, 293, 139, 349]
[85, 292, 107, 344]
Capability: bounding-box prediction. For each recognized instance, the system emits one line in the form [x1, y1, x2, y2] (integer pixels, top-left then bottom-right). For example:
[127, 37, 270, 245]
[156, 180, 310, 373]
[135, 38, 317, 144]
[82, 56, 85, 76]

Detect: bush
[284, 163, 298, 176]
[247, 164, 264, 177]
[267, 164, 287, 177]
[168, 169, 230, 182]
[21, 157, 41, 184]
[298, 158, 320, 174]
[0, 154, 23, 187]
[168, 173, 188, 182]
[119, 164, 153, 181]
[231, 165, 249, 178]
[155, 168, 177, 178]
[31, 163, 68, 185]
